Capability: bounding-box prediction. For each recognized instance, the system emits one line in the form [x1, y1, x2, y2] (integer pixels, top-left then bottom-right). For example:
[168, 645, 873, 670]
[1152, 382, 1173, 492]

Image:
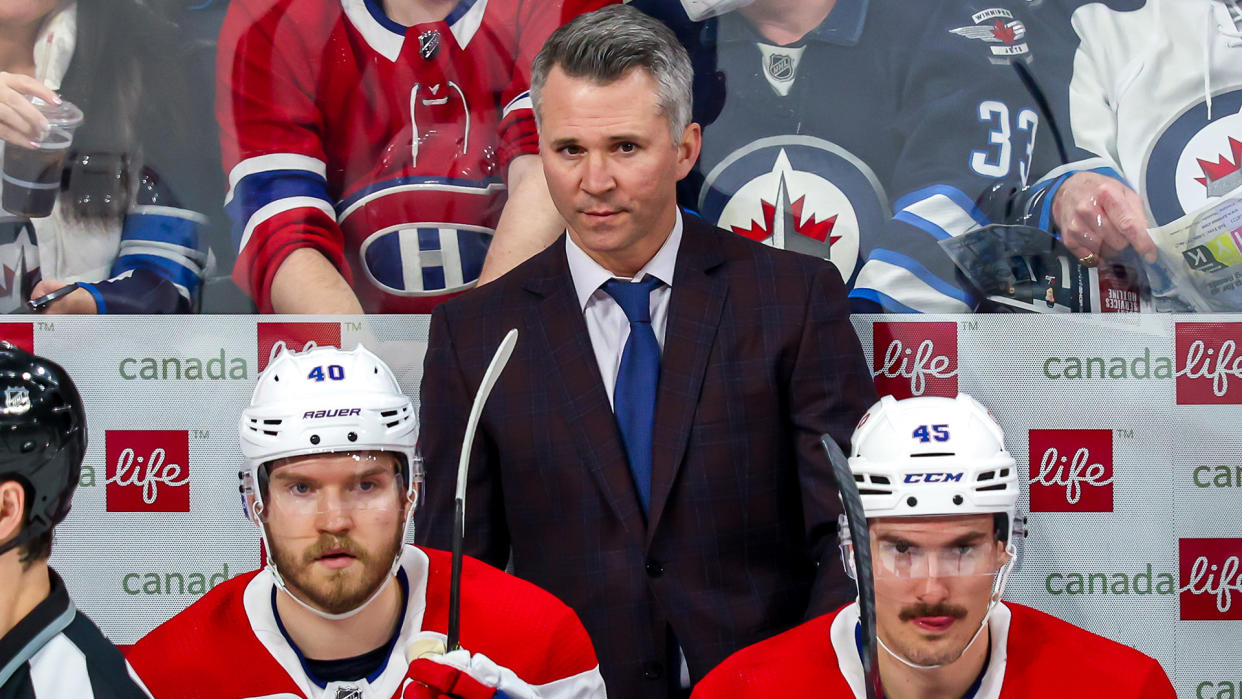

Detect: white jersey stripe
[239, 198, 336, 254]
[899, 192, 983, 238]
[854, 258, 972, 313]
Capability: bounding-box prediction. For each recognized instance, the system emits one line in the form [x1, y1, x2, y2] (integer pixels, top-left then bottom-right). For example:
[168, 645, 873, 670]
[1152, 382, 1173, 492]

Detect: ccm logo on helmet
[904, 472, 964, 483]
[302, 408, 362, 419]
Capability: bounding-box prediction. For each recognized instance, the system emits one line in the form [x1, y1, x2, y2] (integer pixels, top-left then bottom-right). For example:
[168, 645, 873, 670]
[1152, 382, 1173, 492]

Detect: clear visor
[871, 539, 1008, 580]
[261, 452, 408, 517]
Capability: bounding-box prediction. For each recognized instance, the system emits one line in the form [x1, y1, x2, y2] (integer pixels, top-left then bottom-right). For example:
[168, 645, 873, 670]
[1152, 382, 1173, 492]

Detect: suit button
[645, 560, 664, 578]
[642, 661, 664, 680]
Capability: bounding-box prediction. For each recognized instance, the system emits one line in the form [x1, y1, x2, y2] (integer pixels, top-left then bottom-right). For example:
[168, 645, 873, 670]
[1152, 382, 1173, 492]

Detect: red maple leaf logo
[1195, 136, 1242, 187]
[731, 199, 777, 242]
[790, 195, 839, 245]
[731, 195, 841, 247]
[991, 19, 1017, 44]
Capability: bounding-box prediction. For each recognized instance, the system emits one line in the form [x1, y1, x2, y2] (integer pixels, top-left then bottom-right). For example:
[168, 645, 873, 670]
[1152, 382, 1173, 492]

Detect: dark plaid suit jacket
[415, 213, 877, 698]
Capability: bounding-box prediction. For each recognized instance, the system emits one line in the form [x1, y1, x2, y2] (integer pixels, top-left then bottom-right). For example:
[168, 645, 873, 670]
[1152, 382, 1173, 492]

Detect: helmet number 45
[307, 364, 346, 382]
[913, 424, 950, 443]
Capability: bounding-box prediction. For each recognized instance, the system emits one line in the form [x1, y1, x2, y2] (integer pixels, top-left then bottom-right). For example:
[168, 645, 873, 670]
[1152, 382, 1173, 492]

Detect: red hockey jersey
[127, 546, 604, 698]
[692, 601, 1176, 698]
[217, 0, 557, 312]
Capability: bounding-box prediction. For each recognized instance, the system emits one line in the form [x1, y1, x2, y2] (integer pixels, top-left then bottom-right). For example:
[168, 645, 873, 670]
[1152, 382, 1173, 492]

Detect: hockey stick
[447, 328, 519, 652]
[820, 434, 882, 699]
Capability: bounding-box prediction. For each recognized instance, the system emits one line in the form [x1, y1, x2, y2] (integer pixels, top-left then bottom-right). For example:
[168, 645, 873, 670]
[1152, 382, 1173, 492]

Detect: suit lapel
[647, 216, 727, 542]
[522, 241, 647, 537]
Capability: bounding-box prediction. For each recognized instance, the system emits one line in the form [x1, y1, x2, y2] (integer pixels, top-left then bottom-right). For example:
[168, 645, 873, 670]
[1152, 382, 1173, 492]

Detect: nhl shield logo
[2, 386, 29, 415]
[418, 29, 441, 60]
[767, 53, 794, 82]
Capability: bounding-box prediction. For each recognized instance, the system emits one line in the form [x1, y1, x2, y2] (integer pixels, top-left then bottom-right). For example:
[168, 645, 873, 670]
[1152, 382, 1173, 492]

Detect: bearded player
[693, 394, 1175, 699]
[128, 346, 605, 698]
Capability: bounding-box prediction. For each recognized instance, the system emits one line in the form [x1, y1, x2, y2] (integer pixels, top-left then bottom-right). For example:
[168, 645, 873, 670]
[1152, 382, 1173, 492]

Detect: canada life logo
[0, 322, 34, 353]
[257, 322, 342, 371]
[872, 322, 958, 399]
[1179, 538, 1242, 621]
[105, 430, 190, 512]
[1175, 322, 1242, 404]
[1027, 429, 1113, 512]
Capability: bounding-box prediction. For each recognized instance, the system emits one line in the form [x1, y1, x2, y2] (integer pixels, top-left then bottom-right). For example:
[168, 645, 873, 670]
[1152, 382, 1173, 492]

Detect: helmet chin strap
[254, 498, 416, 622]
[877, 542, 1018, 671]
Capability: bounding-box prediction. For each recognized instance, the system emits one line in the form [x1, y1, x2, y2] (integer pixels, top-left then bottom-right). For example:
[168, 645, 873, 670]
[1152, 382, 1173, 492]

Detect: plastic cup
[2, 97, 84, 218]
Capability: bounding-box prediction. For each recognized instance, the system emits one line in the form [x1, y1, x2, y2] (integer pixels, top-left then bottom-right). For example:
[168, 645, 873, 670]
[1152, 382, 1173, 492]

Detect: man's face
[870, 514, 1008, 667]
[538, 66, 701, 277]
[261, 451, 408, 615]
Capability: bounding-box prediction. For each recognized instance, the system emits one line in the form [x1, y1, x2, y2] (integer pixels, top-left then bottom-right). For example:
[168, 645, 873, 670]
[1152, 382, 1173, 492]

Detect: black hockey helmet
[0, 342, 86, 558]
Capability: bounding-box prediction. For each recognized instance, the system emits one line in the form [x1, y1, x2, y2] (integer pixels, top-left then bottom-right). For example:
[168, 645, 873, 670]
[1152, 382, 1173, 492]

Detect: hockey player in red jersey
[693, 394, 1176, 699]
[127, 346, 605, 698]
[216, 0, 573, 314]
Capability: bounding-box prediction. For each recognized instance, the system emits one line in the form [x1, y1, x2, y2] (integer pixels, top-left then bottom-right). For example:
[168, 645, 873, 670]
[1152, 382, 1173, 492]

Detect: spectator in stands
[217, 0, 577, 314]
[1016, 0, 1238, 270]
[480, 0, 1066, 313]
[0, 0, 213, 314]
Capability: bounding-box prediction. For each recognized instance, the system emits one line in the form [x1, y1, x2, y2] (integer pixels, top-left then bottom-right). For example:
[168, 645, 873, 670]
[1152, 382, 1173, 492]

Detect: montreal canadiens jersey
[217, 0, 555, 313]
[126, 546, 605, 699]
[1022, 0, 1242, 229]
[632, 0, 1062, 313]
[691, 601, 1176, 698]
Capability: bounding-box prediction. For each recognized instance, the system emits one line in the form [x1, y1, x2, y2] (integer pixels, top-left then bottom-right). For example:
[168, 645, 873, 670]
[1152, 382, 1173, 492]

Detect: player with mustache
[694, 394, 1175, 698]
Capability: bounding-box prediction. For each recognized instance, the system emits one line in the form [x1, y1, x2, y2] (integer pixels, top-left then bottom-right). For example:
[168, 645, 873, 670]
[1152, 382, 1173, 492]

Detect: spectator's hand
[1052, 172, 1157, 266]
[30, 279, 97, 314]
[398, 650, 539, 699]
[0, 72, 60, 148]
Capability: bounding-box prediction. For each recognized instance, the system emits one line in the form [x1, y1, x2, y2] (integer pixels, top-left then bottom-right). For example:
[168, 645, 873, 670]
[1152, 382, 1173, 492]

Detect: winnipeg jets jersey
[691, 602, 1176, 698]
[634, 0, 1060, 312]
[218, 0, 554, 313]
[1024, 0, 1242, 228]
[126, 546, 605, 699]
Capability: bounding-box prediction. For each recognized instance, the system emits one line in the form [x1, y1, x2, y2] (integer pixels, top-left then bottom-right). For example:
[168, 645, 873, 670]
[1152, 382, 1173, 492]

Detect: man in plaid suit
[416, 6, 877, 698]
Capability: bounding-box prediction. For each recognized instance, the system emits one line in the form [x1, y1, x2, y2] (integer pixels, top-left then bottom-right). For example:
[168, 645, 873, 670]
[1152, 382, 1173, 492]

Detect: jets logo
[949, 8, 1030, 64]
[1143, 89, 1242, 225]
[698, 136, 887, 281]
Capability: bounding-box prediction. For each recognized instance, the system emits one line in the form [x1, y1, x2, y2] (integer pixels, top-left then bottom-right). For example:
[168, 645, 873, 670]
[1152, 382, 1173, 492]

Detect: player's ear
[0, 480, 26, 544]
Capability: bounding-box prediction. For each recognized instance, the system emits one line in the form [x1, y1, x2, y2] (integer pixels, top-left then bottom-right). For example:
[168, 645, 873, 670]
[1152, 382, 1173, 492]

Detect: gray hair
[530, 5, 694, 142]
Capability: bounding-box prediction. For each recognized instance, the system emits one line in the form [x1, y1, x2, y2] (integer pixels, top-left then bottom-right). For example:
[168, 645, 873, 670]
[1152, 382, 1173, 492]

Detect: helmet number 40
[913, 424, 950, 443]
[307, 364, 346, 382]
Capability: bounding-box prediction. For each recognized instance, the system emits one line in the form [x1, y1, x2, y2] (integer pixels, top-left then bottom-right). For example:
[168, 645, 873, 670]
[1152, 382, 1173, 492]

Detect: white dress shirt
[565, 210, 684, 408]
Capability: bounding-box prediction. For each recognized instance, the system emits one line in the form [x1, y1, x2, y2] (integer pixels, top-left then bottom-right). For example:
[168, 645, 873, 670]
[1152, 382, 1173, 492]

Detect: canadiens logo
[699, 136, 886, 281]
[1144, 91, 1242, 225]
[948, 8, 1030, 63]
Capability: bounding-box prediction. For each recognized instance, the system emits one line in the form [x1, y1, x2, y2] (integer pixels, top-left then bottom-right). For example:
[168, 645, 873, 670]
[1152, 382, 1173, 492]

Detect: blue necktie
[602, 276, 662, 513]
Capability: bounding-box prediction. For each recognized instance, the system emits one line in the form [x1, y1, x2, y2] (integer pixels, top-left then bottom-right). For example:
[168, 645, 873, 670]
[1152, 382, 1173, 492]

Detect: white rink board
[8, 314, 1234, 697]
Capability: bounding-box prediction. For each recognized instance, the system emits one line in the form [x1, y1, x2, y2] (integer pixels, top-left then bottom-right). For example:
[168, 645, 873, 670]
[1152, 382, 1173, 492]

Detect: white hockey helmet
[848, 394, 1018, 535]
[239, 344, 422, 508]
[238, 344, 422, 620]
